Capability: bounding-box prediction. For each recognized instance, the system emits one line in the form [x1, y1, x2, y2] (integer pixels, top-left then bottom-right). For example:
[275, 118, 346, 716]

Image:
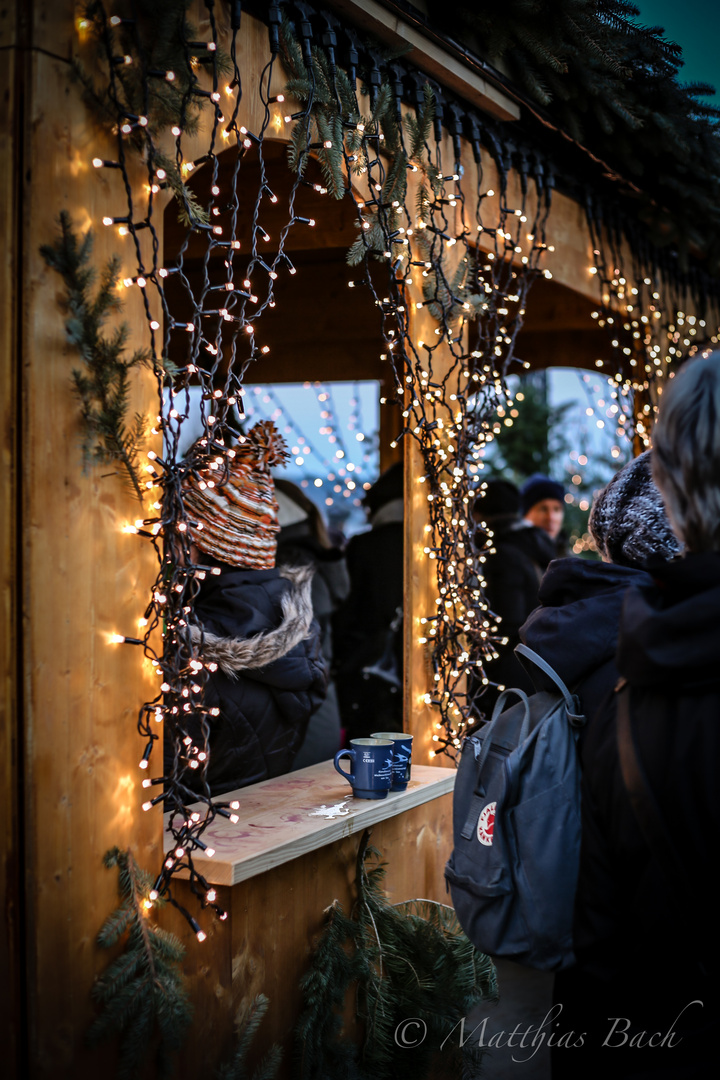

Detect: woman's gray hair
[652, 351, 720, 552]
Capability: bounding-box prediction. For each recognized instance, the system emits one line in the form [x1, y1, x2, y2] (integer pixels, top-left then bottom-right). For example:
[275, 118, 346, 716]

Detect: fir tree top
[422, 0, 720, 266]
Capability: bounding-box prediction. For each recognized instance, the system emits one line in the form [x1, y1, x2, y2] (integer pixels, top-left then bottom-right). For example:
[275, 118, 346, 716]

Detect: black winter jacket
[520, 557, 650, 746]
[575, 553, 720, 981]
[474, 521, 558, 711]
[169, 564, 327, 796]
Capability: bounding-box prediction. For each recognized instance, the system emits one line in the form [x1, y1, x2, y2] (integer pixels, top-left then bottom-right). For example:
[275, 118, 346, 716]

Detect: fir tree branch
[295, 831, 497, 1080]
[88, 847, 192, 1080]
[216, 994, 283, 1080]
[40, 211, 152, 502]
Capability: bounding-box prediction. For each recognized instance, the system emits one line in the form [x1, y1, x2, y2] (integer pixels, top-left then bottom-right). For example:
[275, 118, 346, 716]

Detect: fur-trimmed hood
[170, 562, 327, 797]
[190, 564, 315, 676]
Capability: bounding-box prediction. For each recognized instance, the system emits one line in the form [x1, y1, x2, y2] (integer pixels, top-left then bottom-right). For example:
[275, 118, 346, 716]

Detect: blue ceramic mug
[371, 731, 413, 791]
[334, 738, 394, 799]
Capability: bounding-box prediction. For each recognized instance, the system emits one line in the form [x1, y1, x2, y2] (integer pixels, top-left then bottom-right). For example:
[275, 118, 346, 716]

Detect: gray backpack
[445, 645, 585, 971]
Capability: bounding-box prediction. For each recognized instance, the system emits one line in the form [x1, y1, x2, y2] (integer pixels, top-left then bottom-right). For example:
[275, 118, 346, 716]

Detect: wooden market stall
[2, 2, 718, 1078]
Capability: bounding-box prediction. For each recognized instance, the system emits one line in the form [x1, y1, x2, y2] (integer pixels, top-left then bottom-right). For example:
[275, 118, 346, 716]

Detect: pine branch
[40, 211, 151, 502]
[88, 847, 192, 1080]
[216, 994, 283, 1080]
[294, 831, 497, 1080]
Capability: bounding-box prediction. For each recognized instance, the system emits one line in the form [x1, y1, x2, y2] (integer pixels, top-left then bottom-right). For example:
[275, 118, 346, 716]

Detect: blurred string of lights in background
[240, 380, 379, 533]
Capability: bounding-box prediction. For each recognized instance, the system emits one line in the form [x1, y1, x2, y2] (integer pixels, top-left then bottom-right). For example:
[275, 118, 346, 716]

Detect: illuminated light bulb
[323, 139, 332, 149]
[108, 634, 125, 644]
[196, 930, 207, 943]
[213, 225, 223, 235]
[142, 801, 153, 812]
[138, 115, 148, 126]
[205, 848, 215, 858]
[171, 125, 182, 137]
[150, 320, 159, 331]
[230, 801, 240, 810]
[102, 216, 113, 226]
[120, 122, 133, 134]
[139, 759, 149, 770]
[136, 276, 146, 288]
[211, 184, 220, 196]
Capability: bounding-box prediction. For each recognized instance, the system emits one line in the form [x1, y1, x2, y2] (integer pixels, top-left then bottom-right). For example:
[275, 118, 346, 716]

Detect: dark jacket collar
[521, 557, 650, 690]
[618, 552, 720, 687]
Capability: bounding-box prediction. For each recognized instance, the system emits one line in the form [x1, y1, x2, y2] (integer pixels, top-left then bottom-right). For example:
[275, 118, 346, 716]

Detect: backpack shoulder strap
[514, 644, 585, 726]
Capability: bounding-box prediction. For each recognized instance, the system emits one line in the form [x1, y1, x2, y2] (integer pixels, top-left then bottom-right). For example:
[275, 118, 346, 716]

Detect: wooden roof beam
[326, 0, 520, 123]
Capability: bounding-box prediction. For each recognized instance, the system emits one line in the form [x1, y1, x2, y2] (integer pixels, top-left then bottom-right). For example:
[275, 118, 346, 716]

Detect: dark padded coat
[169, 564, 327, 796]
[474, 521, 558, 713]
[552, 554, 720, 1077]
[520, 557, 650, 747]
[276, 521, 350, 767]
[333, 521, 404, 738]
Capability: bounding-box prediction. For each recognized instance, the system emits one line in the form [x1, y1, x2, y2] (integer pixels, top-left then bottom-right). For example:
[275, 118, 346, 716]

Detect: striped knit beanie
[183, 421, 289, 569]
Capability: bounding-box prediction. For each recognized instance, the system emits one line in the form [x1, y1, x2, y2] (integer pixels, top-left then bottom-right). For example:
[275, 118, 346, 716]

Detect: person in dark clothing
[521, 450, 682, 742]
[274, 477, 350, 767]
[472, 479, 558, 714]
[547, 356, 720, 1078]
[516, 453, 681, 1079]
[168, 421, 327, 797]
[333, 462, 404, 740]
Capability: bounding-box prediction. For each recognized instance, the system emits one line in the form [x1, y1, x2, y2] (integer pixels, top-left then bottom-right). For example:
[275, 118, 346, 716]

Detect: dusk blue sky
[635, 0, 719, 104]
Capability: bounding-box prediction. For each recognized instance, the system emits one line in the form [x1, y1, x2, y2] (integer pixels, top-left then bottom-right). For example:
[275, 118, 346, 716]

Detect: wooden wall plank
[0, 1, 22, 1072]
[21, 4, 162, 1074]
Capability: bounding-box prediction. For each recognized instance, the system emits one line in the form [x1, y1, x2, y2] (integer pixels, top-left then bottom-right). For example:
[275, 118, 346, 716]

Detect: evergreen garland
[40, 211, 162, 502]
[278, 20, 484, 324]
[87, 847, 192, 1079]
[216, 995, 283, 1080]
[424, 0, 720, 265]
[295, 831, 498, 1080]
[75, 0, 232, 228]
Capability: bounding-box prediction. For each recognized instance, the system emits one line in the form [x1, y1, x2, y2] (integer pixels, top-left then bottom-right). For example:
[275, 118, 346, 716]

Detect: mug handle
[334, 748, 355, 784]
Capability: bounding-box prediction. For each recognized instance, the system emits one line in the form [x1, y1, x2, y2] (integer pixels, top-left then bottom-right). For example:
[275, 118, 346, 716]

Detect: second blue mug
[371, 731, 413, 791]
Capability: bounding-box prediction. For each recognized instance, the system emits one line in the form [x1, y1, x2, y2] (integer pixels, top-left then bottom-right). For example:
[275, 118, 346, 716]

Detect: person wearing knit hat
[589, 450, 682, 567]
[519, 450, 684, 1075]
[168, 421, 328, 797]
[183, 420, 289, 569]
[520, 473, 566, 547]
[522, 449, 681, 727]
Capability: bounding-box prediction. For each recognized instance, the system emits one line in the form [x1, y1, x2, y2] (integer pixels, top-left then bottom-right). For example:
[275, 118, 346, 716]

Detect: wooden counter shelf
[164, 761, 456, 887]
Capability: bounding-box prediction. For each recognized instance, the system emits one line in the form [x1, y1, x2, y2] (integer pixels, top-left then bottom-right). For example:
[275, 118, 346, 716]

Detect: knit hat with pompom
[182, 421, 289, 569]
[589, 450, 682, 568]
